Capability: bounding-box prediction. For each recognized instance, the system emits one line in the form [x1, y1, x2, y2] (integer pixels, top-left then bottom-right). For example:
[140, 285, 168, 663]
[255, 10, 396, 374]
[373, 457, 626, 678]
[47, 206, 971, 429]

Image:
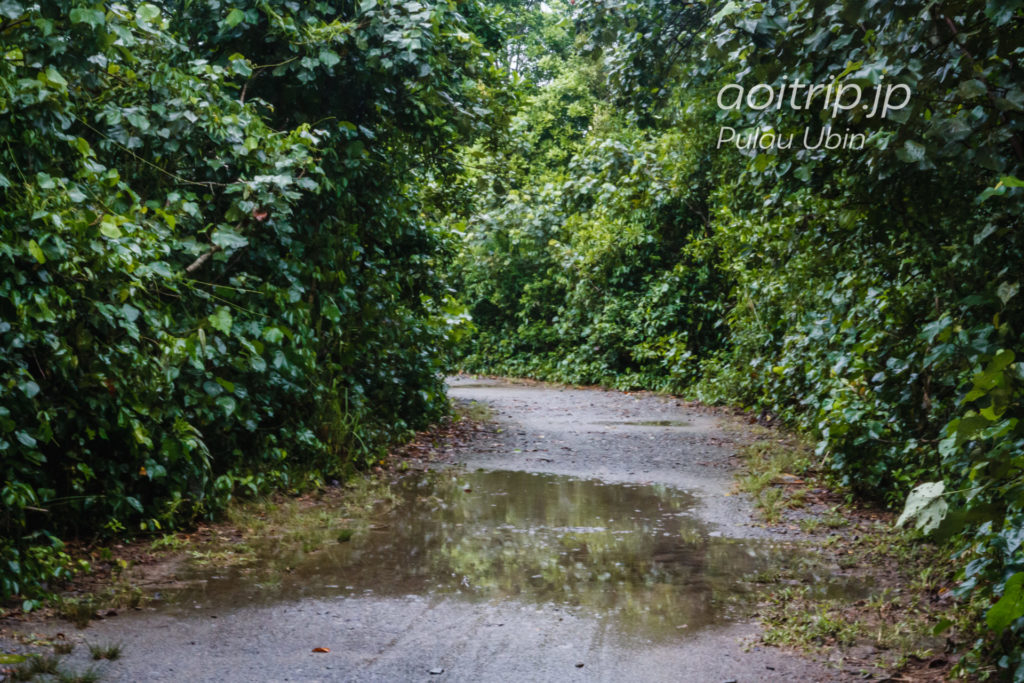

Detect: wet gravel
[0, 377, 850, 682]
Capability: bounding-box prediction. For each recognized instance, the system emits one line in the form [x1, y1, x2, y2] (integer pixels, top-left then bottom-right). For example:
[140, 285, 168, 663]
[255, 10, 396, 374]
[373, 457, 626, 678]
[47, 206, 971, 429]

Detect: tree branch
[185, 245, 222, 274]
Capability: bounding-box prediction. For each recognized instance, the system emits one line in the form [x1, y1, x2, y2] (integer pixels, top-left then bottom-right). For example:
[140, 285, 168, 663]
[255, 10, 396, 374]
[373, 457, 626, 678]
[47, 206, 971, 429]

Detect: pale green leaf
[27, 239, 46, 264]
[135, 3, 160, 24]
[209, 307, 233, 334]
[224, 8, 245, 28]
[895, 481, 945, 529]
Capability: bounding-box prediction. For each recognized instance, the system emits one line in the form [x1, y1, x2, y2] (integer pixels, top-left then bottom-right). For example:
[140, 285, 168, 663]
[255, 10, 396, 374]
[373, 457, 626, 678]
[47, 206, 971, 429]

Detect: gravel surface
[1, 377, 848, 682]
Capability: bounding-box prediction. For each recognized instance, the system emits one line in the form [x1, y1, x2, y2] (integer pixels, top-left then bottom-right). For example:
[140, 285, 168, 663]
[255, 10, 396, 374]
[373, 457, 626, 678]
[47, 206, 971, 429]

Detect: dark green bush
[1, 0, 493, 602]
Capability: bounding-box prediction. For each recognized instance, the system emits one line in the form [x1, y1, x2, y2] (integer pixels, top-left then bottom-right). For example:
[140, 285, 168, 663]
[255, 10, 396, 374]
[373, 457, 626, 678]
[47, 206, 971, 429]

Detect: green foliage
[456, 25, 732, 388]
[455, 0, 1024, 675]
[1, 0, 498, 601]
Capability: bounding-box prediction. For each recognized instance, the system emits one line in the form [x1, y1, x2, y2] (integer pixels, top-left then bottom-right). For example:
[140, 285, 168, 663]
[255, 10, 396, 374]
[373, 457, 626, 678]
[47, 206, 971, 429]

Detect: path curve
[2, 377, 849, 682]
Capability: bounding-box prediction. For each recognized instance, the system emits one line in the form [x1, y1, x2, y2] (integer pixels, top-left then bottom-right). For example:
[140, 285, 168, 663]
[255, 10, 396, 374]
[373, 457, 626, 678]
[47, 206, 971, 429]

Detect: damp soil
[1, 377, 873, 682]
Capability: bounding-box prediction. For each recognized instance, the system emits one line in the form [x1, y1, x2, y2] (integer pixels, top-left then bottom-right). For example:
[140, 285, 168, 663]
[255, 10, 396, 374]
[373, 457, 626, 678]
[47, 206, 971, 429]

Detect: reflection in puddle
[166, 470, 862, 639]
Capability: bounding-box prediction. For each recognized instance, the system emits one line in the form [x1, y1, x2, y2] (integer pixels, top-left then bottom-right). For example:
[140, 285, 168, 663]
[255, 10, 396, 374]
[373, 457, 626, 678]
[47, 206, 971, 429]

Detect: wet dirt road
[3, 378, 852, 682]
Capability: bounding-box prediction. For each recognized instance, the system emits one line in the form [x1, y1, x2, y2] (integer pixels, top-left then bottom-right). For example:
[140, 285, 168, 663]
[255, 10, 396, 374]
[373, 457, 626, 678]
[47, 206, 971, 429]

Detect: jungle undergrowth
[732, 420, 985, 679]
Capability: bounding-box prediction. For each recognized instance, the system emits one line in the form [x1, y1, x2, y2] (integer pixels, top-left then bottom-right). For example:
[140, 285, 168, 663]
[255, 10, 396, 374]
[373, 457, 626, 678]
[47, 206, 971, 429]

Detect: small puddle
[164, 470, 863, 640]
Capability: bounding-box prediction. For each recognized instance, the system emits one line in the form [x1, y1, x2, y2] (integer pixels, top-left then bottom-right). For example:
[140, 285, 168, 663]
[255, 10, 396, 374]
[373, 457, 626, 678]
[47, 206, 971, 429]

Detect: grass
[454, 399, 494, 422]
[8, 654, 60, 680]
[159, 475, 404, 575]
[56, 582, 144, 628]
[735, 429, 814, 523]
[88, 641, 122, 661]
[761, 591, 862, 648]
[752, 520, 986, 676]
[225, 476, 399, 554]
[798, 517, 821, 533]
[150, 534, 188, 552]
[7, 659, 101, 683]
[40, 470, 406, 636]
[822, 508, 849, 529]
[58, 667, 101, 683]
[733, 419, 985, 678]
[56, 597, 96, 629]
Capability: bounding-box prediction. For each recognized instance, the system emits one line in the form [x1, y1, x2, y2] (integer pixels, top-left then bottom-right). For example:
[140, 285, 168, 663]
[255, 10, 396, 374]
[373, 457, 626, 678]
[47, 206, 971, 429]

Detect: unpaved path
[2, 378, 849, 682]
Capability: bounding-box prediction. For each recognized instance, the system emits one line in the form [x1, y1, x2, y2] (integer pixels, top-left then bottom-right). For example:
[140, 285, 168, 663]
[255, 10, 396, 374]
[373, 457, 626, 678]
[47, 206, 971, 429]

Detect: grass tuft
[88, 641, 123, 661]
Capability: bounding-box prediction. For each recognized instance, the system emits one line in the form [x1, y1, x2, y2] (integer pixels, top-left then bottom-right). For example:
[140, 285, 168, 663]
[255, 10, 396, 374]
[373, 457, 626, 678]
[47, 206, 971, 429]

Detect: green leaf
[69, 8, 106, 28]
[896, 482, 946, 532]
[987, 572, 1024, 633]
[897, 139, 927, 163]
[958, 79, 988, 98]
[319, 50, 341, 68]
[99, 222, 122, 239]
[997, 281, 1020, 305]
[216, 396, 237, 417]
[710, 1, 741, 23]
[27, 239, 46, 264]
[135, 3, 160, 24]
[262, 326, 285, 343]
[21, 381, 40, 398]
[0, 1, 22, 20]
[224, 8, 245, 28]
[132, 425, 152, 447]
[15, 431, 37, 448]
[211, 227, 249, 249]
[209, 307, 233, 334]
[932, 618, 953, 635]
[43, 65, 67, 88]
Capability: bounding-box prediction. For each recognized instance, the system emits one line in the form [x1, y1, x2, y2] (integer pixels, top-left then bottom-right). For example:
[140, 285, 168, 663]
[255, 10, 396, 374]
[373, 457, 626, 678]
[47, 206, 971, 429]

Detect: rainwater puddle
[165, 470, 864, 640]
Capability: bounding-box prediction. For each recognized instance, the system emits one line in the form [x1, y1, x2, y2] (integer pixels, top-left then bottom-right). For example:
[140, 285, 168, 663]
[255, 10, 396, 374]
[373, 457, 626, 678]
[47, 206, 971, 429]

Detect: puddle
[164, 470, 863, 640]
[598, 420, 694, 427]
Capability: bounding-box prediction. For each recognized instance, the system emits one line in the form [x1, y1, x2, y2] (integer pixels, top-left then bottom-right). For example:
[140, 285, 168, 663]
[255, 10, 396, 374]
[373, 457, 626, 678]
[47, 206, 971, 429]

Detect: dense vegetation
[2, 0, 1023, 678]
[1, 0, 498, 603]
[454, 0, 1024, 678]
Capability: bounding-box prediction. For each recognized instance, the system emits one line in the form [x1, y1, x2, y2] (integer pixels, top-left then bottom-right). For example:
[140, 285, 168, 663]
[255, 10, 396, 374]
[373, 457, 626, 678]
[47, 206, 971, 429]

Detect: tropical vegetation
[2, 0, 1022, 678]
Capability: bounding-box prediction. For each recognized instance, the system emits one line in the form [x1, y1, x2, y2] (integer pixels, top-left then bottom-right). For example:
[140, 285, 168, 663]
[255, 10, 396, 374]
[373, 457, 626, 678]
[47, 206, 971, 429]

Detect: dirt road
[1, 378, 851, 682]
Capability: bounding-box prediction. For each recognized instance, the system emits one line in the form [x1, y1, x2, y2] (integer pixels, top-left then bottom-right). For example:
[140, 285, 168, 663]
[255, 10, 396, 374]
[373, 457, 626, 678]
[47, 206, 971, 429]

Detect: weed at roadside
[58, 667, 101, 683]
[454, 399, 494, 422]
[88, 641, 122, 661]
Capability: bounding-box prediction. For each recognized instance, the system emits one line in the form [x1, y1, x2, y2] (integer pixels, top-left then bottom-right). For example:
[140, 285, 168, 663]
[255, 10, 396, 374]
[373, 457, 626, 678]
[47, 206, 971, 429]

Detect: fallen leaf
[312, 647, 330, 653]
